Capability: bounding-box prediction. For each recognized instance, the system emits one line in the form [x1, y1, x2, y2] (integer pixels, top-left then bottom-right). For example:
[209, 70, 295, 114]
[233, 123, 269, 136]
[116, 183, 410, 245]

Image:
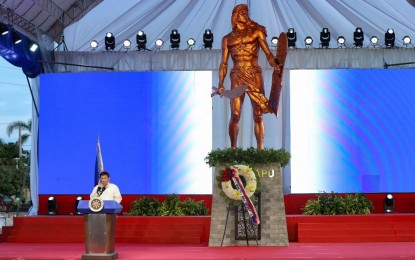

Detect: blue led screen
[290, 69, 415, 193]
[39, 71, 212, 195]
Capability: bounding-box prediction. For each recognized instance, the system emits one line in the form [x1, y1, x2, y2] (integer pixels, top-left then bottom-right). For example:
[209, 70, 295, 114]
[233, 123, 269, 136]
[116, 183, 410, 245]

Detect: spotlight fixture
[170, 29, 180, 50]
[271, 36, 278, 47]
[90, 40, 98, 50]
[105, 32, 115, 50]
[320, 28, 330, 48]
[304, 36, 313, 48]
[48, 196, 58, 215]
[337, 36, 346, 48]
[29, 42, 39, 52]
[136, 30, 147, 50]
[203, 29, 213, 49]
[75, 196, 82, 215]
[287, 28, 297, 48]
[353, 27, 364, 48]
[0, 23, 9, 35]
[384, 28, 395, 48]
[13, 31, 21, 44]
[122, 39, 131, 50]
[155, 38, 164, 50]
[370, 36, 379, 47]
[383, 194, 395, 213]
[402, 36, 412, 47]
[186, 38, 195, 49]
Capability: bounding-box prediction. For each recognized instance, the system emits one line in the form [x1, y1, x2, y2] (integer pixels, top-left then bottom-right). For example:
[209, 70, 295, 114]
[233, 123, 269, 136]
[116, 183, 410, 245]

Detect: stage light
[75, 196, 82, 215]
[170, 29, 180, 50]
[353, 27, 364, 48]
[337, 36, 346, 48]
[90, 40, 98, 50]
[155, 38, 164, 50]
[304, 36, 313, 48]
[370, 36, 379, 47]
[287, 28, 297, 48]
[0, 23, 9, 35]
[48, 196, 58, 215]
[29, 43, 39, 52]
[105, 32, 115, 51]
[402, 36, 412, 47]
[320, 28, 330, 48]
[203, 29, 213, 49]
[13, 31, 21, 44]
[136, 31, 147, 50]
[385, 28, 395, 48]
[186, 38, 195, 49]
[384, 194, 395, 213]
[271, 36, 278, 47]
[122, 39, 131, 50]
[0, 26, 42, 78]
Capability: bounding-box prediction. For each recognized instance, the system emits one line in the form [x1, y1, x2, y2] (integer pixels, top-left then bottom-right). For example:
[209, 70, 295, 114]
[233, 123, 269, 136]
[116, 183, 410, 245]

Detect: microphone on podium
[97, 186, 106, 196]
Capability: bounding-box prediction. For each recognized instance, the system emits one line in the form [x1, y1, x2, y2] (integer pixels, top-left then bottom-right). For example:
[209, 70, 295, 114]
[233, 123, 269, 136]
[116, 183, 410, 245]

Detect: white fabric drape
[28, 77, 39, 216]
[63, 0, 415, 51]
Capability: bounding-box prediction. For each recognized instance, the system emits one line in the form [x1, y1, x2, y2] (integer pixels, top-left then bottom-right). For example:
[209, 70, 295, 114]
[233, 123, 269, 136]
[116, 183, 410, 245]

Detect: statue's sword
[211, 84, 248, 99]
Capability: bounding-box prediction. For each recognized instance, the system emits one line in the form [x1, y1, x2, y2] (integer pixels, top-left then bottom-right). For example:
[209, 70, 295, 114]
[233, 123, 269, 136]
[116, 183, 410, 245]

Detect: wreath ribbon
[229, 167, 260, 225]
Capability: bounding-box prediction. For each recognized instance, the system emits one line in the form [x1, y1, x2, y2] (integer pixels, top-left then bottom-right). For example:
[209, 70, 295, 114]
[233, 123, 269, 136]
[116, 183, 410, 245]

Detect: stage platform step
[5, 214, 415, 243]
[296, 214, 415, 243]
[0, 226, 12, 242]
[6, 216, 210, 244]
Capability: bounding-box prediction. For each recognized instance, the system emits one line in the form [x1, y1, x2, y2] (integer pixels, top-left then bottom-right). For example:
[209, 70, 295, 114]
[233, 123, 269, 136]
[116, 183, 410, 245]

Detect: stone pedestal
[209, 163, 289, 246]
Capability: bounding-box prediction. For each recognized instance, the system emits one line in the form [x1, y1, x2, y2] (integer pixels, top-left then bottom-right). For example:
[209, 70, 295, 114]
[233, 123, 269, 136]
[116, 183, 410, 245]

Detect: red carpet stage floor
[2, 242, 415, 259]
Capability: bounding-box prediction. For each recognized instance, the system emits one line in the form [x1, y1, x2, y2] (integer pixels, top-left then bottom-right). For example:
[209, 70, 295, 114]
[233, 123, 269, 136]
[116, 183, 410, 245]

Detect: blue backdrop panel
[290, 69, 415, 193]
[39, 71, 212, 195]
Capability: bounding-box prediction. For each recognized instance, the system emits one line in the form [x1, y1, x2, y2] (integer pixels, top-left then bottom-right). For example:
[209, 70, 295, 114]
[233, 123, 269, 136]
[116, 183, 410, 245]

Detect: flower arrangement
[217, 164, 261, 205]
[218, 164, 261, 225]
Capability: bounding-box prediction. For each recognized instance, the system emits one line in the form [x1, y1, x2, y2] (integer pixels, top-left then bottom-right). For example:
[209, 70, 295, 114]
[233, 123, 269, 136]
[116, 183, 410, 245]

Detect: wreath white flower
[220, 165, 258, 201]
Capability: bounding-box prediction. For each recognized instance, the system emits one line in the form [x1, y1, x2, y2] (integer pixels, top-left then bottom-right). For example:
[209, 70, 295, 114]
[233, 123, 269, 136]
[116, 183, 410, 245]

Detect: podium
[77, 200, 123, 260]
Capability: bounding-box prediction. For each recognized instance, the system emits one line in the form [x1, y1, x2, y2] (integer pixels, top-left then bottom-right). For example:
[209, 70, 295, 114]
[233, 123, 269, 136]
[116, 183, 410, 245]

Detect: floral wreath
[217, 165, 260, 205]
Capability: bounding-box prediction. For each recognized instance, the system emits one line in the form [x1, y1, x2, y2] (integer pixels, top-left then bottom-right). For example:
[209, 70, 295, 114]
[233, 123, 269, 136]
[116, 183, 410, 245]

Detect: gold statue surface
[217, 4, 284, 150]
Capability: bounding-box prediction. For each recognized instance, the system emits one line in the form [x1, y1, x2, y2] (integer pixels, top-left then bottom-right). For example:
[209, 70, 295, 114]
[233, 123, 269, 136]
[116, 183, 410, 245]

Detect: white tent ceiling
[61, 0, 415, 51]
[2, 0, 415, 50]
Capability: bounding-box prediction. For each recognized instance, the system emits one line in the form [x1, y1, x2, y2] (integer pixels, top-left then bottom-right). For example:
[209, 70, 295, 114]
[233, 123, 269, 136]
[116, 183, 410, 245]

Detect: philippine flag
[94, 137, 104, 185]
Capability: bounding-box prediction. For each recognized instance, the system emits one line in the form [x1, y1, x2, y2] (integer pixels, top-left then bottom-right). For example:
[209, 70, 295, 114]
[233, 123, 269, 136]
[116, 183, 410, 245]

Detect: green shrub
[205, 147, 291, 167]
[302, 192, 373, 215]
[128, 195, 210, 216]
[128, 197, 161, 216]
[180, 198, 209, 216]
[302, 198, 321, 215]
[159, 194, 184, 216]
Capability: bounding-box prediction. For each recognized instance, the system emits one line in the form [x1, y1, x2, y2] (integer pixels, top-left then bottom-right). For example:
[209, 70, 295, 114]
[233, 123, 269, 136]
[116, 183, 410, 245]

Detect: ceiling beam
[46, 0, 102, 42]
[0, 4, 38, 40]
[1, 0, 102, 42]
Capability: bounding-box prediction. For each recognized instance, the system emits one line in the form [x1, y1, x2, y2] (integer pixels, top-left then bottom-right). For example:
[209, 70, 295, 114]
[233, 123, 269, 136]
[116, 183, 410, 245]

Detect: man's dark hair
[100, 171, 110, 177]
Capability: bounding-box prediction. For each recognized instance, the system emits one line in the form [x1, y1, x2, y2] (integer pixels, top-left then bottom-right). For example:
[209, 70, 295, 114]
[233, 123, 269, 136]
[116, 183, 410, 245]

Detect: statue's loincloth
[230, 66, 270, 113]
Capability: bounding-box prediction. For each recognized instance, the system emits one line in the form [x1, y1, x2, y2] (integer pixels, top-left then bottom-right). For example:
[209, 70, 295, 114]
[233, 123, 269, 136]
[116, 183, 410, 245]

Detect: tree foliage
[0, 139, 30, 211]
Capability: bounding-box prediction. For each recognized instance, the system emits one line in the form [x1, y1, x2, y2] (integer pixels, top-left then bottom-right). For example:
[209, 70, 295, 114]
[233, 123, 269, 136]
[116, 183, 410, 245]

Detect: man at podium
[90, 171, 122, 203]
